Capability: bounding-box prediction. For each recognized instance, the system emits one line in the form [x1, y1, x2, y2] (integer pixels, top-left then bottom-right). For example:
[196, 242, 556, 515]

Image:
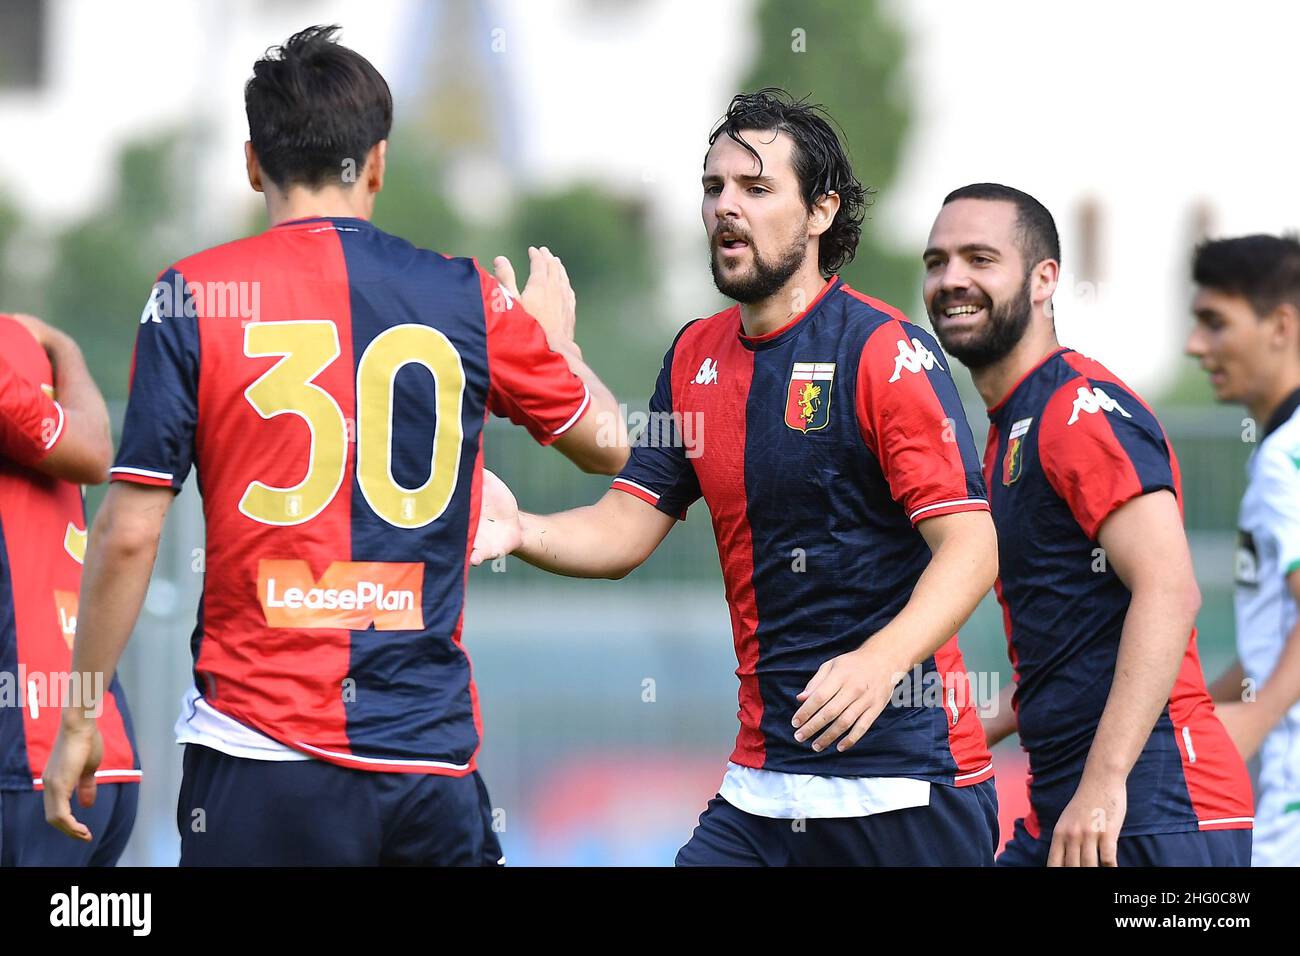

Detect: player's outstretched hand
[1047, 775, 1127, 867]
[791, 643, 900, 753]
[493, 246, 577, 346]
[471, 469, 523, 567]
[42, 718, 104, 842]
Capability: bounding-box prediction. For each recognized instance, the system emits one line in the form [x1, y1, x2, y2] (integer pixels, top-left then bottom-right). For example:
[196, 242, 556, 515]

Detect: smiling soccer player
[926, 183, 1254, 866]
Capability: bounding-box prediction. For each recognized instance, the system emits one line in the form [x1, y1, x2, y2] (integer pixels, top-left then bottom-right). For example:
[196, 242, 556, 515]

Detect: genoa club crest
[1002, 417, 1033, 485]
[785, 362, 835, 433]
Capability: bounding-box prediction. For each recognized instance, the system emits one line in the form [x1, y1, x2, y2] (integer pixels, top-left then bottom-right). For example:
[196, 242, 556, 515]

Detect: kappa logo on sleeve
[1067, 386, 1131, 426]
[888, 337, 944, 383]
[257, 560, 424, 630]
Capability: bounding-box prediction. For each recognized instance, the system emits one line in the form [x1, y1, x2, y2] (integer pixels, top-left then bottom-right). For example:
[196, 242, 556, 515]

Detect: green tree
[740, 0, 918, 309]
[46, 133, 191, 402]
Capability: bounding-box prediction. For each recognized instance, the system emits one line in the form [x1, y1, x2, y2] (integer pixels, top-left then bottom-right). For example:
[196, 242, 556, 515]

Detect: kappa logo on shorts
[257, 560, 425, 630]
[785, 362, 835, 432]
[1067, 386, 1131, 425]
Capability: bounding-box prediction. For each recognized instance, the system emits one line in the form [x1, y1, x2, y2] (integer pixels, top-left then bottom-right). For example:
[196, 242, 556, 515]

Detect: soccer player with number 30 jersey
[42, 25, 626, 866]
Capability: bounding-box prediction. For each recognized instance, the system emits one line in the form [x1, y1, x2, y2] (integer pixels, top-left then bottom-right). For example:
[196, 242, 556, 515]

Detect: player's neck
[265, 185, 374, 226]
[738, 265, 829, 338]
[971, 319, 1061, 410]
[1249, 368, 1300, 432]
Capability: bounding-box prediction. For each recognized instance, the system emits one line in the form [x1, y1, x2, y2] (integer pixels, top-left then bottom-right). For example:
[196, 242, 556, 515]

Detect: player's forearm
[516, 505, 642, 579]
[41, 330, 112, 484]
[865, 514, 998, 676]
[982, 682, 1019, 746]
[1084, 579, 1199, 782]
[1208, 658, 1247, 703]
[62, 492, 166, 727]
[552, 340, 628, 474]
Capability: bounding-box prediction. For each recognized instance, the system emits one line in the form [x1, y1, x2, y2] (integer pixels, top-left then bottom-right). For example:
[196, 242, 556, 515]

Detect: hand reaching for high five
[471, 469, 523, 567]
[493, 246, 577, 348]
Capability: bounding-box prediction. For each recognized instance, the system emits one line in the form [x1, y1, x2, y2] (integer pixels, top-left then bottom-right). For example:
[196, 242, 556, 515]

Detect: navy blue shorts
[177, 744, 504, 866]
[0, 783, 138, 866]
[997, 816, 1253, 866]
[675, 779, 999, 866]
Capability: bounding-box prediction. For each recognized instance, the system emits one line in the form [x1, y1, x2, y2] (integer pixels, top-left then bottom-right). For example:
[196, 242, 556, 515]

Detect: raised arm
[490, 248, 627, 475]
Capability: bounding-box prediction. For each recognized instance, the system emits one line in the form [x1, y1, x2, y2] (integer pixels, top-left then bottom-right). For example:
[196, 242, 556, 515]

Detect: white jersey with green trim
[1236, 390, 1300, 863]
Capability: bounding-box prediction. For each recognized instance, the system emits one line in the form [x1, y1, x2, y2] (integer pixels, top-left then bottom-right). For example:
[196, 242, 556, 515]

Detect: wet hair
[707, 88, 865, 276]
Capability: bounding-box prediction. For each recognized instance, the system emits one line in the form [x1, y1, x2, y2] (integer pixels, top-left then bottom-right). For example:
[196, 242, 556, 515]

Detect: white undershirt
[174, 686, 309, 761]
[719, 762, 931, 819]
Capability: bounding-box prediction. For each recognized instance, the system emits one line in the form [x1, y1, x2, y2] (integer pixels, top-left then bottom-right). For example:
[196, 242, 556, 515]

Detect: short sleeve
[0, 352, 65, 467]
[110, 269, 201, 492]
[857, 321, 989, 525]
[1256, 440, 1300, 577]
[1039, 378, 1175, 539]
[478, 265, 590, 446]
[610, 324, 702, 520]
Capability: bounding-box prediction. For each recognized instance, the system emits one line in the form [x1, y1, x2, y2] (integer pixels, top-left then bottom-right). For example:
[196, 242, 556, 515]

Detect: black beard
[710, 234, 808, 305]
[930, 274, 1033, 370]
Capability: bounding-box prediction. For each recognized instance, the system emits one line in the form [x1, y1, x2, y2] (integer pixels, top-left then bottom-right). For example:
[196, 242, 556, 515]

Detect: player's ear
[365, 140, 387, 195]
[1032, 258, 1060, 310]
[245, 141, 265, 194]
[807, 190, 840, 239]
[1268, 301, 1299, 353]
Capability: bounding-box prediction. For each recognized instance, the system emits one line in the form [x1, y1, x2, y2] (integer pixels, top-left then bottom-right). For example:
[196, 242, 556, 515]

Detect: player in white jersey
[1186, 234, 1300, 865]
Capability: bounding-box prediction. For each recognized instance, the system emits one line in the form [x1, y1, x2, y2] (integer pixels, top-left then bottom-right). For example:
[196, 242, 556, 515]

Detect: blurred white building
[2, 0, 1298, 393]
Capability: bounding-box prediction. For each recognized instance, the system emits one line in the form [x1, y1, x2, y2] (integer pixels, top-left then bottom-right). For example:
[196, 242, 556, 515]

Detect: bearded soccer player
[1187, 235, 1300, 866]
[42, 25, 626, 866]
[475, 90, 1000, 866]
[924, 183, 1253, 866]
[0, 313, 140, 865]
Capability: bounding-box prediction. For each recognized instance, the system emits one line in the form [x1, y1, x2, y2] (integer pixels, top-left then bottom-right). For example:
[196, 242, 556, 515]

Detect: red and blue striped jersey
[0, 316, 139, 790]
[984, 347, 1253, 836]
[111, 217, 590, 775]
[613, 277, 994, 782]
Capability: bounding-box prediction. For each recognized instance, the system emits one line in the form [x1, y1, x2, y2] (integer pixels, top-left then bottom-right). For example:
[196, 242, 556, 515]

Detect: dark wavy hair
[706, 88, 866, 277]
[245, 24, 393, 190]
[1193, 234, 1300, 319]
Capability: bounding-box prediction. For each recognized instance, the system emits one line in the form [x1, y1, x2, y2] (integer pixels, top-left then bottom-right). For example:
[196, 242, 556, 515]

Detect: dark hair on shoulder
[245, 24, 393, 190]
[707, 88, 866, 276]
[943, 183, 1061, 274]
[1192, 234, 1300, 317]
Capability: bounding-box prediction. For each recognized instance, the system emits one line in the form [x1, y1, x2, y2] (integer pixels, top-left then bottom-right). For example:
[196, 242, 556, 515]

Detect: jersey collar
[986, 346, 1072, 419]
[736, 275, 841, 351]
[1263, 386, 1300, 440]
